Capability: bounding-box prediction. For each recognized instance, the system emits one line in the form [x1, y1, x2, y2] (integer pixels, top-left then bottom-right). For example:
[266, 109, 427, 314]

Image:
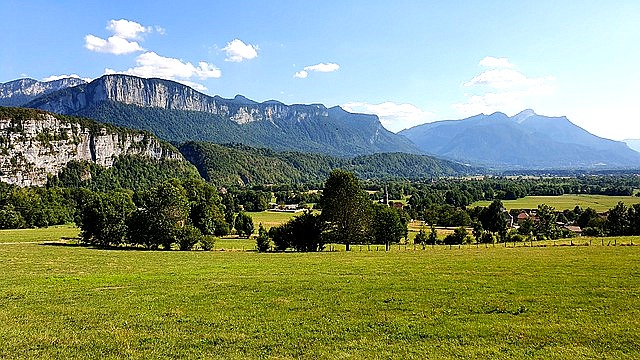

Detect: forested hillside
[179, 142, 474, 186]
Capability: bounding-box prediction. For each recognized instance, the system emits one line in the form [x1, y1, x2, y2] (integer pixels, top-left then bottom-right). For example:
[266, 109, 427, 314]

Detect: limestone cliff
[0, 107, 183, 186]
[0, 78, 87, 107]
[28, 75, 329, 125]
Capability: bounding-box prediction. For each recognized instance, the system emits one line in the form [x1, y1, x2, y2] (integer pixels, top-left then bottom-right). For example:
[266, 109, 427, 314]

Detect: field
[2, 229, 640, 358]
[472, 194, 640, 212]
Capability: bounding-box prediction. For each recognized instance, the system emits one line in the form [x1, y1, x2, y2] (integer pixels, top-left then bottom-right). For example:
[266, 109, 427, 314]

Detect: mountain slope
[0, 107, 190, 187]
[399, 110, 640, 169]
[179, 142, 474, 186]
[26, 75, 422, 156]
[0, 78, 87, 107]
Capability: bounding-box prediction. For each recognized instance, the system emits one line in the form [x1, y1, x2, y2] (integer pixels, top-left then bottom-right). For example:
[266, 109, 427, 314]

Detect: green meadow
[2, 228, 640, 359]
[472, 194, 640, 212]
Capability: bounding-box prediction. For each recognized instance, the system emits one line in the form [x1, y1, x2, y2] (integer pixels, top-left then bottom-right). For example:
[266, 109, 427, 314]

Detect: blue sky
[1, 0, 638, 140]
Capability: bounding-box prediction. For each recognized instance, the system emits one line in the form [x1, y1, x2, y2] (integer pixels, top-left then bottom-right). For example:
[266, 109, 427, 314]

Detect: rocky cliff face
[28, 75, 333, 125]
[0, 78, 87, 107]
[0, 108, 182, 186]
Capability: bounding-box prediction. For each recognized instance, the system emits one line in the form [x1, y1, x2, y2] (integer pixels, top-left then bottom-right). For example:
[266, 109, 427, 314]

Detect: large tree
[370, 203, 407, 250]
[320, 169, 371, 251]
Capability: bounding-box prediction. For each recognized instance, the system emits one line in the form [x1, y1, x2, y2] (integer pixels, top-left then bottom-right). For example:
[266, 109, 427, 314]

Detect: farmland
[2, 228, 640, 358]
[471, 194, 640, 212]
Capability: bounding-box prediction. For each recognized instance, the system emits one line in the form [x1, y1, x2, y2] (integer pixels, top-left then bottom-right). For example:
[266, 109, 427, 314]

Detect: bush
[256, 224, 270, 252]
[198, 236, 216, 251]
[177, 225, 204, 251]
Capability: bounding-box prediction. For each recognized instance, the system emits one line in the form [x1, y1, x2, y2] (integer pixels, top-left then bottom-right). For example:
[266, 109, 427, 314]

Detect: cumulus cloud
[294, 70, 308, 79]
[294, 62, 340, 78]
[454, 57, 555, 116]
[85, 19, 157, 55]
[342, 101, 434, 132]
[105, 52, 221, 91]
[478, 56, 515, 69]
[111, 52, 221, 79]
[42, 74, 92, 83]
[107, 19, 151, 40]
[85, 34, 144, 55]
[222, 39, 258, 62]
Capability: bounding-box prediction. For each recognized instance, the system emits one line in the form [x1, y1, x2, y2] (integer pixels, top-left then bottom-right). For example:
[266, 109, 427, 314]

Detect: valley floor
[1, 229, 640, 359]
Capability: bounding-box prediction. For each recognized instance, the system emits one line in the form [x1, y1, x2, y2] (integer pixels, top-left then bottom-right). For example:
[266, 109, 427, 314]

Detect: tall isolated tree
[479, 199, 506, 234]
[536, 204, 558, 240]
[606, 201, 628, 236]
[78, 191, 136, 247]
[320, 169, 372, 251]
[370, 203, 407, 250]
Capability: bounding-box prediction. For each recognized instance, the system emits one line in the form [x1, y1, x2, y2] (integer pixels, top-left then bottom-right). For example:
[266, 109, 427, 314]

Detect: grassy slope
[472, 194, 640, 211]
[2, 238, 640, 359]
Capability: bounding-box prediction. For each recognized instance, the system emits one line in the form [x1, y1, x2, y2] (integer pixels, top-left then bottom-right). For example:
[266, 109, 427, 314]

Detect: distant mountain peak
[512, 109, 537, 123]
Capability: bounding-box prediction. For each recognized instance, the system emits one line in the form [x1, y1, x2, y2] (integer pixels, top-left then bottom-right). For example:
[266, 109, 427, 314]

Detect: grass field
[0, 224, 79, 244]
[247, 211, 299, 230]
[472, 194, 640, 212]
[2, 229, 640, 358]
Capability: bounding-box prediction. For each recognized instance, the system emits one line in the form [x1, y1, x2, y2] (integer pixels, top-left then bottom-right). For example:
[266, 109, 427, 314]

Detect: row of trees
[260, 170, 408, 252]
[77, 179, 254, 250]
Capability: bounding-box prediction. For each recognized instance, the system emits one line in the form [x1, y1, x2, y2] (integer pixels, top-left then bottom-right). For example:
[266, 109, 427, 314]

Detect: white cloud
[85, 34, 144, 55]
[454, 57, 555, 116]
[107, 19, 151, 40]
[155, 26, 166, 35]
[105, 51, 221, 91]
[304, 63, 340, 72]
[479, 56, 515, 68]
[342, 101, 434, 132]
[85, 19, 158, 55]
[294, 70, 308, 79]
[222, 39, 258, 62]
[294, 62, 340, 78]
[42, 74, 92, 83]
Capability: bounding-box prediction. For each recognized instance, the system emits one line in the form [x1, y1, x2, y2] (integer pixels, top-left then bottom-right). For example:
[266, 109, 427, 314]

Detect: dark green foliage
[0, 186, 75, 228]
[606, 202, 628, 236]
[479, 200, 506, 234]
[255, 224, 270, 252]
[234, 212, 254, 238]
[414, 228, 428, 248]
[443, 226, 469, 245]
[536, 204, 558, 240]
[127, 181, 191, 249]
[179, 141, 473, 186]
[50, 156, 200, 192]
[268, 211, 325, 252]
[320, 170, 372, 250]
[78, 191, 136, 247]
[370, 204, 407, 246]
[517, 217, 535, 236]
[198, 236, 216, 251]
[427, 225, 438, 245]
[177, 225, 204, 251]
[0, 205, 26, 229]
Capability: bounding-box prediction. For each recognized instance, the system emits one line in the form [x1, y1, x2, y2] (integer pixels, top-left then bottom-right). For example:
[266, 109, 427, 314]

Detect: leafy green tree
[472, 221, 484, 243]
[479, 199, 506, 234]
[370, 204, 407, 250]
[444, 226, 468, 245]
[517, 217, 535, 237]
[256, 223, 271, 252]
[268, 212, 325, 252]
[414, 227, 428, 249]
[320, 169, 372, 251]
[577, 207, 598, 229]
[628, 204, 640, 235]
[235, 211, 254, 238]
[177, 224, 204, 251]
[427, 224, 438, 245]
[0, 205, 26, 229]
[536, 204, 558, 240]
[606, 201, 628, 236]
[78, 191, 136, 247]
[128, 181, 190, 249]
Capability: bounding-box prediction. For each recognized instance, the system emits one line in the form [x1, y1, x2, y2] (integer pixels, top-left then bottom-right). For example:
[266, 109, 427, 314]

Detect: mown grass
[472, 194, 640, 211]
[2, 236, 640, 359]
[0, 224, 79, 244]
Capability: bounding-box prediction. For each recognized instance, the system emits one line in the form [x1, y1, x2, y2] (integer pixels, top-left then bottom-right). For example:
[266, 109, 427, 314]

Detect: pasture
[2, 229, 640, 358]
[472, 194, 640, 212]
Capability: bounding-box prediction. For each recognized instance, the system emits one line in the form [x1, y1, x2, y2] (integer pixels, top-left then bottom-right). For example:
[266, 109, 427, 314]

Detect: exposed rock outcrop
[0, 108, 182, 186]
[0, 78, 87, 107]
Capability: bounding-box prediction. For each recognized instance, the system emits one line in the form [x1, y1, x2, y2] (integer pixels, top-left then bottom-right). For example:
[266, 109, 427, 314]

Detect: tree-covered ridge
[179, 141, 475, 186]
[49, 155, 201, 192]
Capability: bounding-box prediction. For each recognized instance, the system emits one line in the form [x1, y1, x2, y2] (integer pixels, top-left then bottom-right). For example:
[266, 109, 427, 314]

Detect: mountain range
[24, 75, 421, 157]
[0, 77, 87, 107]
[399, 110, 640, 169]
[1, 74, 639, 172]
